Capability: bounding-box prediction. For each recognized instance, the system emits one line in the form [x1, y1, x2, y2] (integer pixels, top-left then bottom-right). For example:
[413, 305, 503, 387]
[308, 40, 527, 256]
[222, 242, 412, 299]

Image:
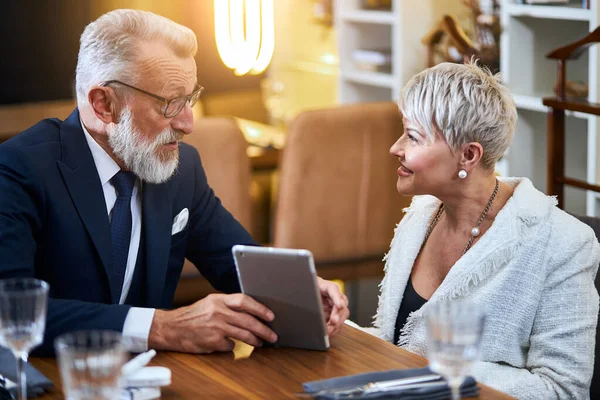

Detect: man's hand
[317, 277, 349, 337]
[148, 293, 277, 353]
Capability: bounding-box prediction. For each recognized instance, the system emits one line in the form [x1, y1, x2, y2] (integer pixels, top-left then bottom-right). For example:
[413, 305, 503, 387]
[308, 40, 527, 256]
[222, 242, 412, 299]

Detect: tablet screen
[232, 245, 329, 351]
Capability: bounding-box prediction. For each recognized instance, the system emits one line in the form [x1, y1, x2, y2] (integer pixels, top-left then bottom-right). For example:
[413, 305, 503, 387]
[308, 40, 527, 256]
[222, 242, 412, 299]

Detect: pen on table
[121, 349, 157, 376]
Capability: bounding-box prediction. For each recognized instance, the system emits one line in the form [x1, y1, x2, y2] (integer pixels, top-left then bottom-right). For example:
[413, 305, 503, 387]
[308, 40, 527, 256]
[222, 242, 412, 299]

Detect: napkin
[0, 348, 54, 398]
[303, 367, 479, 399]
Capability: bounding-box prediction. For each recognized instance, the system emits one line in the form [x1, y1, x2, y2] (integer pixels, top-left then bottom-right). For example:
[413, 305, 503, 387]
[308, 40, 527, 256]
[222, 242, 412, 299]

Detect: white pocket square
[171, 208, 189, 235]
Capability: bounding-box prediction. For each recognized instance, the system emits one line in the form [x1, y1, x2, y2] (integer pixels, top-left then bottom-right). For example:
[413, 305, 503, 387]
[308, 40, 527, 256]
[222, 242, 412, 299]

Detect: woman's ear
[87, 86, 119, 124]
[460, 142, 484, 172]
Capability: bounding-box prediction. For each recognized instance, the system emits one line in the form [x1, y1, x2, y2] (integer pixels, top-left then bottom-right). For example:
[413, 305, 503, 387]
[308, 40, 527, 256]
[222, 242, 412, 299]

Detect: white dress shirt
[82, 122, 155, 352]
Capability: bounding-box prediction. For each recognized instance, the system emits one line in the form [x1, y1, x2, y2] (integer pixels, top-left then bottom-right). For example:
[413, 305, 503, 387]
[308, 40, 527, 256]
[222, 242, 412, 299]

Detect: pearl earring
[458, 169, 468, 179]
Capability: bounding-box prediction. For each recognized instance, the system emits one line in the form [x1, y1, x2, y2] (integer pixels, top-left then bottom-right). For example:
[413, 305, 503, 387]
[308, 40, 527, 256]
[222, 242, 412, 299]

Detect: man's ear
[88, 86, 119, 124]
[459, 142, 484, 172]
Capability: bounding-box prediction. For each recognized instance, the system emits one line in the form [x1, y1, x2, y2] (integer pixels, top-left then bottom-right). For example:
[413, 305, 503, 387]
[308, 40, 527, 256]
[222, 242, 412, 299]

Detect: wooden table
[31, 326, 513, 399]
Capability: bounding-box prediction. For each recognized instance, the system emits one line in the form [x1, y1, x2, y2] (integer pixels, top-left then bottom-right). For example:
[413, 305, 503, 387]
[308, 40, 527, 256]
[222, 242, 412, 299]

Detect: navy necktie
[110, 171, 136, 303]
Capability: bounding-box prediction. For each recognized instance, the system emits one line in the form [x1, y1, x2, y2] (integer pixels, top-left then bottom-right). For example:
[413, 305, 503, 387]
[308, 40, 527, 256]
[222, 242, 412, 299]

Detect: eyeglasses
[101, 80, 204, 118]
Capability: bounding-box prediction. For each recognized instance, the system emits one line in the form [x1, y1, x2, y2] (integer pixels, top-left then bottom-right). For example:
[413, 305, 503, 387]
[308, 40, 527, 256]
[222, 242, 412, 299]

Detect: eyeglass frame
[101, 80, 204, 118]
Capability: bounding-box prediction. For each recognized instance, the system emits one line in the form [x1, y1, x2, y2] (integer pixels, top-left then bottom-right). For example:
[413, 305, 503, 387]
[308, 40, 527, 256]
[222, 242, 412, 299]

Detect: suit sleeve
[184, 147, 257, 294]
[0, 146, 131, 356]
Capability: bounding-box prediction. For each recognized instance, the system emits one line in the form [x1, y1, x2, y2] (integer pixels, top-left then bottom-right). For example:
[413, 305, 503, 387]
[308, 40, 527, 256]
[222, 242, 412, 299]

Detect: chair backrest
[272, 102, 411, 262]
[547, 26, 600, 99]
[571, 214, 600, 397]
[183, 117, 252, 231]
[0, 99, 76, 143]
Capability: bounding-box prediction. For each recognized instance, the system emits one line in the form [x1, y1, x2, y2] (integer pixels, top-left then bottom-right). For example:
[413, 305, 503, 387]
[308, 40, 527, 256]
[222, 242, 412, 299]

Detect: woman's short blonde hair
[398, 61, 517, 171]
[75, 9, 197, 107]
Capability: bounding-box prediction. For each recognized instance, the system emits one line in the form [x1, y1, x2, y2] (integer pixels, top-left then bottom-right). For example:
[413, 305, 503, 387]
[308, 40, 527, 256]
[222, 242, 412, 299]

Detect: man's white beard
[108, 108, 182, 184]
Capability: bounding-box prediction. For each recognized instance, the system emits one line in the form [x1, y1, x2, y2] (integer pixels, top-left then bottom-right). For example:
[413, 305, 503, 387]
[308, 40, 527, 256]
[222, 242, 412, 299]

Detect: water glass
[0, 278, 49, 400]
[55, 331, 126, 400]
[426, 300, 484, 400]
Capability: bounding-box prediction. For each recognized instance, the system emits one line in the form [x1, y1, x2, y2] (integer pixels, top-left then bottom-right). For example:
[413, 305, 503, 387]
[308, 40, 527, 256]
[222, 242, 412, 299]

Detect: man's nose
[171, 103, 194, 135]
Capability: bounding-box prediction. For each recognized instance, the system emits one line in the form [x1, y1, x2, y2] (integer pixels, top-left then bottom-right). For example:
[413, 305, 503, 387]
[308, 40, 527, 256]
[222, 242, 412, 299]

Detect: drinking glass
[426, 300, 484, 400]
[55, 331, 126, 400]
[0, 278, 49, 400]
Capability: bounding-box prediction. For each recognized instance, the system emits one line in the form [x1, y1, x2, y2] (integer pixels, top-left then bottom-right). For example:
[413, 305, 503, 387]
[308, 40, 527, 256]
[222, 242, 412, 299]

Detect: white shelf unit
[500, 0, 600, 216]
[335, 0, 465, 104]
[505, 2, 592, 21]
[340, 10, 395, 24]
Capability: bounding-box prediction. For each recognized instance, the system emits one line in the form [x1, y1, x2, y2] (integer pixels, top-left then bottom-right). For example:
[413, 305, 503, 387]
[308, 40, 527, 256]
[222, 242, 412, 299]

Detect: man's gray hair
[398, 61, 517, 171]
[75, 9, 197, 108]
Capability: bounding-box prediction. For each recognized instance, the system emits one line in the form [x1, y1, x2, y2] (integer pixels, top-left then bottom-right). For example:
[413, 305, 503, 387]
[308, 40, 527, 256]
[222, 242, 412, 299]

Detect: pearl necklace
[421, 179, 500, 255]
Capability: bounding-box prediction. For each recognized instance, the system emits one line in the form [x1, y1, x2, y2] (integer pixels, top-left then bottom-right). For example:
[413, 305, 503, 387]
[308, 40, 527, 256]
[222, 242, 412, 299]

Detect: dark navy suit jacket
[0, 109, 256, 354]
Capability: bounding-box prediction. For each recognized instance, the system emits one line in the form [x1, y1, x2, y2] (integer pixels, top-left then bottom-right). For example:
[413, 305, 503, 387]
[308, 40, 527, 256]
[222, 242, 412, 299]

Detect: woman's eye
[407, 133, 418, 143]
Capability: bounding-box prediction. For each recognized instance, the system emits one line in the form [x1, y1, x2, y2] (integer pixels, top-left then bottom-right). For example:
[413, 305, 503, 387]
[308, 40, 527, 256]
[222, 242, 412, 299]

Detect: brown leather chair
[173, 117, 253, 306]
[272, 102, 411, 282]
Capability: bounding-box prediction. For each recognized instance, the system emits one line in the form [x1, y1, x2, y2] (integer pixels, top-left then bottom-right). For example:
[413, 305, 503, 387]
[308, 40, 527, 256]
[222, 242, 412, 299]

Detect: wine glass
[0, 278, 49, 400]
[55, 330, 126, 400]
[426, 300, 484, 400]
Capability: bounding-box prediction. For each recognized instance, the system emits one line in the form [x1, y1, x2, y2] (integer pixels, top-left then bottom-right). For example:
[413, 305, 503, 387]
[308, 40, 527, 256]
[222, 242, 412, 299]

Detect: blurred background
[1, 0, 598, 325]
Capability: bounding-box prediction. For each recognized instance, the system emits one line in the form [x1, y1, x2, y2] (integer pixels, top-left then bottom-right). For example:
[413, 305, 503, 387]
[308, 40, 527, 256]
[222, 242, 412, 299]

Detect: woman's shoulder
[547, 207, 599, 248]
[508, 177, 598, 250]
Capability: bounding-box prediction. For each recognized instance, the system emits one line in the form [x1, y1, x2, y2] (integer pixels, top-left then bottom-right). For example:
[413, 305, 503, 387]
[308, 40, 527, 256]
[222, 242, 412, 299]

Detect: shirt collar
[81, 119, 122, 186]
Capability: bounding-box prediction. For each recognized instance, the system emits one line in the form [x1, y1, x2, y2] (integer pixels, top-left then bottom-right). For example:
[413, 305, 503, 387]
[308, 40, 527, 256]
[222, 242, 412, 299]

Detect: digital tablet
[232, 245, 330, 351]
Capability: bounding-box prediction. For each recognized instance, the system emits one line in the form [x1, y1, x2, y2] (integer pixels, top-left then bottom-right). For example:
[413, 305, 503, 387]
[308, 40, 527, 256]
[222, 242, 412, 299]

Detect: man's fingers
[225, 309, 278, 343]
[334, 308, 351, 336]
[223, 293, 275, 322]
[221, 325, 264, 348]
[326, 303, 350, 337]
[318, 278, 348, 309]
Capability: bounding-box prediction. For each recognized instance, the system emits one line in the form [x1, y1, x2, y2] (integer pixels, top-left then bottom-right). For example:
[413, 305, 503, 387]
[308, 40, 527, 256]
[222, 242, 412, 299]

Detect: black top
[393, 276, 428, 345]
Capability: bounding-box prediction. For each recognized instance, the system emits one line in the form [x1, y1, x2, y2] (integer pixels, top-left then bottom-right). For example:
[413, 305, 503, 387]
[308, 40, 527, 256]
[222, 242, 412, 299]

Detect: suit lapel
[56, 109, 117, 302]
[142, 182, 173, 308]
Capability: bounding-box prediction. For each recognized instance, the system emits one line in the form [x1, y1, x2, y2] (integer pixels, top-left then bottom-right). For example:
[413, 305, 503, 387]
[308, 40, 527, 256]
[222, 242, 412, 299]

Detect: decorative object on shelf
[542, 25, 600, 209]
[214, 0, 275, 76]
[351, 49, 392, 73]
[422, 0, 501, 72]
[361, 0, 392, 10]
[553, 80, 589, 98]
[312, 0, 334, 27]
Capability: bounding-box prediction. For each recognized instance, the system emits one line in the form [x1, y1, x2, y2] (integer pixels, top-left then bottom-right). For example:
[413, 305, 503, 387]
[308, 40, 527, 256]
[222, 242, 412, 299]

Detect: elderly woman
[369, 61, 600, 399]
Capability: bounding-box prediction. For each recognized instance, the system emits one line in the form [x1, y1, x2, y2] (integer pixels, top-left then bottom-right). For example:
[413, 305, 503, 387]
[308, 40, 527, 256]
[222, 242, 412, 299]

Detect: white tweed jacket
[371, 177, 600, 399]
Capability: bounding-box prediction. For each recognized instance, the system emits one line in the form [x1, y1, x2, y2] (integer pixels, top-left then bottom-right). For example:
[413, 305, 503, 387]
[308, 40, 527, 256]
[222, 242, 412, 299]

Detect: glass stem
[16, 352, 28, 400]
[451, 383, 460, 400]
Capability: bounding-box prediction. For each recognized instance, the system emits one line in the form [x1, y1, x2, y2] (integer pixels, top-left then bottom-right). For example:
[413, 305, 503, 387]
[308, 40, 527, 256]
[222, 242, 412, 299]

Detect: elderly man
[0, 9, 349, 355]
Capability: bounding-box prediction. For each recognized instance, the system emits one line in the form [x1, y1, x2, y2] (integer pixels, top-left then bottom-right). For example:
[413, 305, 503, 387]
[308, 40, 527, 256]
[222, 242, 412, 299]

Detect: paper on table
[232, 339, 254, 360]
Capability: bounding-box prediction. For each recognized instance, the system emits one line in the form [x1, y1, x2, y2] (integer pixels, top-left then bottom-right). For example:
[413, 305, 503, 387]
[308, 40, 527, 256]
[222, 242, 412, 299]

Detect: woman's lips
[397, 164, 413, 176]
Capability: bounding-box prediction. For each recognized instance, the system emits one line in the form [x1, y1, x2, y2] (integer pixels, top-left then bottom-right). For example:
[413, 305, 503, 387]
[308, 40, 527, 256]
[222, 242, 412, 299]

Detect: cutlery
[297, 373, 443, 398]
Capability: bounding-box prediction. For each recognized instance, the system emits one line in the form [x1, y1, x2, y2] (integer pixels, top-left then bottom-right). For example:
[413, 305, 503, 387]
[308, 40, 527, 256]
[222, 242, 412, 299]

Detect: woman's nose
[390, 137, 403, 157]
